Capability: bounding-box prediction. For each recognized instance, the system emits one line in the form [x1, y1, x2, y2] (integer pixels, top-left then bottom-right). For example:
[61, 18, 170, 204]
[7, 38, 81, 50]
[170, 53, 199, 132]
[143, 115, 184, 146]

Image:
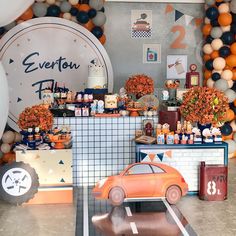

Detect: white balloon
[0, 62, 9, 140]
[0, 0, 34, 27]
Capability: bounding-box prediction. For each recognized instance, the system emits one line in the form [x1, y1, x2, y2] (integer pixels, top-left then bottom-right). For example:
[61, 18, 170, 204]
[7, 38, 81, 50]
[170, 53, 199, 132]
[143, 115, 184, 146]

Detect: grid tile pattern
[54, 117, 157, 186]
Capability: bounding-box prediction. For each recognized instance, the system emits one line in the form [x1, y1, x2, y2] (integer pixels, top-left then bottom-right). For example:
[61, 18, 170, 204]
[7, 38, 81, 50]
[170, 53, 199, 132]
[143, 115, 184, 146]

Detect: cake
[87, 64, 107, 89]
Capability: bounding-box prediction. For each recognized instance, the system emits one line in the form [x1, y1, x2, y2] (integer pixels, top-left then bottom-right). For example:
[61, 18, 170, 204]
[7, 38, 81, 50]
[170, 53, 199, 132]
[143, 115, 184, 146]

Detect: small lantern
[185, 64, 200, 88]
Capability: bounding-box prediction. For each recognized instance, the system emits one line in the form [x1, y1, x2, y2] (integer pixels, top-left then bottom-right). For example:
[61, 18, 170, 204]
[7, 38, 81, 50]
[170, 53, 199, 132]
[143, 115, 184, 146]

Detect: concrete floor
[0, 159, 236, 236]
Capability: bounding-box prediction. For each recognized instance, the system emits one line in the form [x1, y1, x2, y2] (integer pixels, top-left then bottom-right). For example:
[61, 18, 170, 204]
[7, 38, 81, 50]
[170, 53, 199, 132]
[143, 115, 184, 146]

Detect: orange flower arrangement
[180, 86, 229, 125]
[125, 74, 154, 98]
[18, 105, 53, 131]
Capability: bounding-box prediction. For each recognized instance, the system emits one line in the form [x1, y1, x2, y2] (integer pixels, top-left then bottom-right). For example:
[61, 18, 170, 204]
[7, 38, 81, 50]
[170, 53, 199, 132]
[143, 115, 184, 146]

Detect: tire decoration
[0, 161, 39, 205]
[203, 1, 236, 158]
[0, 0, 107, 45]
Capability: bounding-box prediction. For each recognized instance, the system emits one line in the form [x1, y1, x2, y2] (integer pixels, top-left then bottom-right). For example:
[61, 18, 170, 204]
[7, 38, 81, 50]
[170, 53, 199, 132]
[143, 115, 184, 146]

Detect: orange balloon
[202, 24, 212, 36]
[19, 7, 33, 21]
[203, 54, 211, 62]
[224, 65, 232, 70]
[79, 4, 91, 12]
[222, 133, 233, 140]
[204, 70, 212, 80]
[234, 99, 236, 106]
[218, 13, 232, 26]
[216, 0, 223, 2]
[74, 3, 80, 10]
[83, 20, 94, 31]
[226, 55, 236, 67]
[230, 42, 236, 55]
[225, 109, 235, 121]
[210, 50, 219, 59]
[99, 34, 106, 45]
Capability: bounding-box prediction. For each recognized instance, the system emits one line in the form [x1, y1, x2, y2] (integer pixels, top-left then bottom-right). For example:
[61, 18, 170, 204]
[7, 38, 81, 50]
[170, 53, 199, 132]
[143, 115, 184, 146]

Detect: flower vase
[197, 123, 212, 133]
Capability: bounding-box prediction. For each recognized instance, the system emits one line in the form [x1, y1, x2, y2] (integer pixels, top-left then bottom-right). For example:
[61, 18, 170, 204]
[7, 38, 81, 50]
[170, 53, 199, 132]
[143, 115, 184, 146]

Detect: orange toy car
[92, 162, 188, 205]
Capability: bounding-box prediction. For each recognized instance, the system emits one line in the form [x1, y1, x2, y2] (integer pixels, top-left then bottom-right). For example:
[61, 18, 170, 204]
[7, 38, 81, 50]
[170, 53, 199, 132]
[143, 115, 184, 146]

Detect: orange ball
[225, 109, 235, 121]
[202, 24, 212, 36]
[19, 7, 33, 21]
[210, 50, 219, 59]
[203, 54, 211, 61]
[204, 70, 212, 80]
[218, 13, 232, 26]
[83, 20, 94, 31]
[99, 34, 106, 45]
[79, 4, 90, 12]
[230, 42, 236, 55]
[226, 55, 236, 67]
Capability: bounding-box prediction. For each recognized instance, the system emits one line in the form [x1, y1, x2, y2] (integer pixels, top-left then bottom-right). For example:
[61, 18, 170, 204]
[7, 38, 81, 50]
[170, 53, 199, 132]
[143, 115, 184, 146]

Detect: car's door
[149, 164, 167, 196]
[121, 164, 156, 198]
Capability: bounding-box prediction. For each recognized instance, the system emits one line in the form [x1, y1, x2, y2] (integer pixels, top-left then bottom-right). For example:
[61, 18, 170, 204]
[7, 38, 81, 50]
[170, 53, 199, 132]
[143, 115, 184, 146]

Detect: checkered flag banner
[131, 29, 152, 38]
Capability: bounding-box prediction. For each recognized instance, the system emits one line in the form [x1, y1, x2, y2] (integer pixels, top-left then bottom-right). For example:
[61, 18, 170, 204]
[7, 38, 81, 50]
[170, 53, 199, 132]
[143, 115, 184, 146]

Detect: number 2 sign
[170, 25, 187, 49]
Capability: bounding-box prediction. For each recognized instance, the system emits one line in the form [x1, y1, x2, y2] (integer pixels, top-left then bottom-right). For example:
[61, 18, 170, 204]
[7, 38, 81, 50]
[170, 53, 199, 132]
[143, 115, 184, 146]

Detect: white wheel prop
[0, 162, 39, 205]
[2, 167, 32, 196]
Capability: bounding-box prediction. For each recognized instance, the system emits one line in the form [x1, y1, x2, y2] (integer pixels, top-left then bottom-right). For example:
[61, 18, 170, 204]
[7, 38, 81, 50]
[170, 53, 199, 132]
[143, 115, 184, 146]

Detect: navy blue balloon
[219, 46, 231, 58]
[70, 7, 79, 16]
[232, 13, 236, 24]
[231, 24, 236, 34]
[91, 26, 103, 39]
[206, 35, 214, 44]
[205, 59, 214, 70]
[206, 7, 219, 21]
[0, 27, 5, 36]
[88, 8, 97, 19]
[229, 102, 236, 114]
[212, 72, 221, 81]
[220, 123, 233, 136]
[77, 11, 89, 24]
[221, 32, 235, 45]
[215, 2, 223, 7]
[47, 5, 61, 17]
[211, 19, 219, 27]
[231, 82, 236, 92]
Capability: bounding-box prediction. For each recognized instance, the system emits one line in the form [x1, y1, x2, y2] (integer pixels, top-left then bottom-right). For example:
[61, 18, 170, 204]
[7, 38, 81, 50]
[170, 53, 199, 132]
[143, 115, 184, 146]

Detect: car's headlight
[98, 178, 108, 188]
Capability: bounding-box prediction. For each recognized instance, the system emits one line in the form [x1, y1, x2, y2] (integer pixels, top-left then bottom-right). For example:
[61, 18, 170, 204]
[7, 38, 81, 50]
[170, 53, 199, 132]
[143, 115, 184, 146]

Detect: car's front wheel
[109, 187, 125, 206]
[166, 185, 181, 205]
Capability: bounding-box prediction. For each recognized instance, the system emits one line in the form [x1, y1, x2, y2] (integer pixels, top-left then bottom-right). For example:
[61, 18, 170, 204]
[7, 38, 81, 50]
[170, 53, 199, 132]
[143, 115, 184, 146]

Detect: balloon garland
[0, 0, 106, 45]
[204, 0, 236, 158]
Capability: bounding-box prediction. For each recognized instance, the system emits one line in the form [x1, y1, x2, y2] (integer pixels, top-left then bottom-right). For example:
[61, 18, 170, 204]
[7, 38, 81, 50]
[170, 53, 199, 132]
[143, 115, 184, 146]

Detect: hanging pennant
[140, 152, 148, 160]
[156, 153, 164, 162]
[165, 4, 174, 15]
[165, 150, 172, 158]
[175, 10, 184, 22]
[185, 14, 194, 26]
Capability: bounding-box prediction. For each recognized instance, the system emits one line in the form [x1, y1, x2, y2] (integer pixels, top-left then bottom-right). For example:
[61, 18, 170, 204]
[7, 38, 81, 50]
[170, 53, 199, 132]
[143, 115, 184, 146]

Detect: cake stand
[126, 108, 142, 117]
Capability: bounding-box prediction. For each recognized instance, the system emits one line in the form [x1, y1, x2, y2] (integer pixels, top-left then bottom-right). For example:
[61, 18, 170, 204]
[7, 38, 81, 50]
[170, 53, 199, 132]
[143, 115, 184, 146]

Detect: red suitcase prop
[199, 162, 227, 201]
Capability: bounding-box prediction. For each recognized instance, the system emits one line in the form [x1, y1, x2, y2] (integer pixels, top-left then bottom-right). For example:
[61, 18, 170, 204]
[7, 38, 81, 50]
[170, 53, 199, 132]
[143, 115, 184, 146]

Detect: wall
[104, 2, 204, 92]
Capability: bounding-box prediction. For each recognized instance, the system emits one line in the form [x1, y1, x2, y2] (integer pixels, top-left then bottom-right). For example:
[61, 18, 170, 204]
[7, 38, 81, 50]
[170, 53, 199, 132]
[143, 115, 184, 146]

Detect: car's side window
[126, 164, 153, 175]
[150, 165, 165, 174]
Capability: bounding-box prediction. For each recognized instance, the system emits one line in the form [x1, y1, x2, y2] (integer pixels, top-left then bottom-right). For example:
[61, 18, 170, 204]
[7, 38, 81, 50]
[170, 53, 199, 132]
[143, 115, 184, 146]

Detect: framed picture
[143, 44, 161, 64]
[176, 88, 188, 101]
[142, 119, 154, 136]
[167, 55, 188, 79]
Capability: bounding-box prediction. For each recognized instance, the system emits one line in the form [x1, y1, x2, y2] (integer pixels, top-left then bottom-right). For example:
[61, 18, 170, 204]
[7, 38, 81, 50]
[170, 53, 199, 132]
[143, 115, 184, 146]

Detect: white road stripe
[125, 206, 132, 217]
[130, 222, 138, 234]
[162, 199, 189, 236]
[83, 187, 89, 236]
